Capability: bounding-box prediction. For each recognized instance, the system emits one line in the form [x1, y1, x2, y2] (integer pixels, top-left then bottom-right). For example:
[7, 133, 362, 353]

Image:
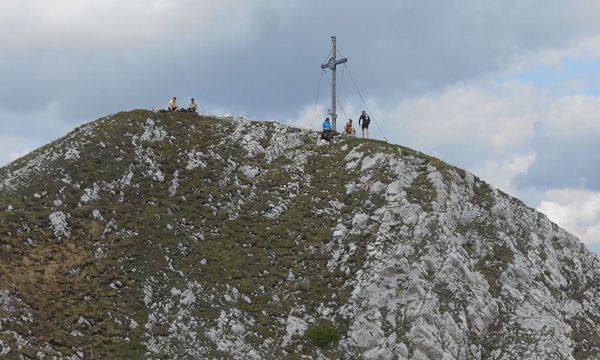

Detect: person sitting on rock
[188, 98, 197, 113]
[323, 117, 331, 131]
[168, 97, 177, 112]
[321, 117, 334, 141]
[345, 119, 356, 136]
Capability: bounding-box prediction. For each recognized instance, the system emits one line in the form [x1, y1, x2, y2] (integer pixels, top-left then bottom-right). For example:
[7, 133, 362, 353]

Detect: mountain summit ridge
[1, 110, 599, 359]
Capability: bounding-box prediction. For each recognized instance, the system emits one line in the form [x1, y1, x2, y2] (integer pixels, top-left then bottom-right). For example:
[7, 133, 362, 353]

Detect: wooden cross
[321, 36, 348, 131]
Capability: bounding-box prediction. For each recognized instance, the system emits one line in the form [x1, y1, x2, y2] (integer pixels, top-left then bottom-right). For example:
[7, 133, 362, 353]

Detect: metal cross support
[320, 36, 347, 131]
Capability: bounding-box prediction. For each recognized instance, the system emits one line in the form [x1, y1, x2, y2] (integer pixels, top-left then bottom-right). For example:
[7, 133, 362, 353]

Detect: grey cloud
[3, 1, 598, 125]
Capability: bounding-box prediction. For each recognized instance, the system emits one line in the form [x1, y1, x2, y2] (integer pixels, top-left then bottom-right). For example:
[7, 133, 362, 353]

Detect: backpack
[321, 130, 334, 141]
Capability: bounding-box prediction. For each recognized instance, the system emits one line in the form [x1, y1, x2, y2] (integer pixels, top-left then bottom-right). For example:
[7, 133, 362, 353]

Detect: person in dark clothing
[358, 110, 371, 138]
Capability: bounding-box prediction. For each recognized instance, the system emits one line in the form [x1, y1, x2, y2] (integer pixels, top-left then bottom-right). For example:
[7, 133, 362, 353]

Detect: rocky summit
[1, 110, 600, 359]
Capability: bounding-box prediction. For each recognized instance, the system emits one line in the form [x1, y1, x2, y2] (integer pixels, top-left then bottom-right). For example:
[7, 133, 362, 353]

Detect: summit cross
[320, 36, 348, 131]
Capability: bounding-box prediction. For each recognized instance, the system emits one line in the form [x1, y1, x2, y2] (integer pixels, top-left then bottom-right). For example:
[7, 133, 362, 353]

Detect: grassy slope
[1, 111, 379, 357]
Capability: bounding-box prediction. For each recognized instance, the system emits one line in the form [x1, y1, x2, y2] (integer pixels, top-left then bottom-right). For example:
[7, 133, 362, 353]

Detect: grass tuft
[306, 319, 341, 348]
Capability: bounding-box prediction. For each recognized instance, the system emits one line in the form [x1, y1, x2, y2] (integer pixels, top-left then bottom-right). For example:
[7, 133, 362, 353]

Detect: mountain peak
[1, 110, 599, 359]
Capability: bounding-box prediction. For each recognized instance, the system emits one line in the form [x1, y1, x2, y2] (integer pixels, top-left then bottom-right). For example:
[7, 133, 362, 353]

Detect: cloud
[512, 33, 600, 72]
[512, 92, 600, 191]
[0, 0, 266, 49]
[543, 95, 600, 138]
[0, 1, 165, 47]
[537, 188, 600, 244]
[288, 103, 326, 130]
[514, 136, 600, 191]
[3, 0, 600, 123]
[379, 82, 542, 153]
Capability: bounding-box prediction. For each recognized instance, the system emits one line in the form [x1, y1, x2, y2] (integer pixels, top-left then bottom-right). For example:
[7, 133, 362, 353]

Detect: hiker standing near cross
[321, 36, 347, 132]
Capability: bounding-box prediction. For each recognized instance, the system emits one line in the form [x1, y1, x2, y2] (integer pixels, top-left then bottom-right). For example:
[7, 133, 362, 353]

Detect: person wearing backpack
[358, 110, 371, 139]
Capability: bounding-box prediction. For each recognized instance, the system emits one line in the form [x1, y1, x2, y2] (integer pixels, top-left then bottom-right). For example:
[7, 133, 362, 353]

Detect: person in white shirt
[188, 98, 197, 113]
[168, 97, 177, 111]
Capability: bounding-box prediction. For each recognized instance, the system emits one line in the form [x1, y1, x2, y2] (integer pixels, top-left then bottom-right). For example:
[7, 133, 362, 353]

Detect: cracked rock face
[1, 110, 600, 359]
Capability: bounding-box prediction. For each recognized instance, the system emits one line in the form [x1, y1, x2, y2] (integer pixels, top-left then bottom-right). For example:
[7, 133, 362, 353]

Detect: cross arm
[321, 57, 349, 70]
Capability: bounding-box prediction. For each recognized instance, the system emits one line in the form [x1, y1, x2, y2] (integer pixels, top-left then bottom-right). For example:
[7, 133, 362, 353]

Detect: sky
[1, 0, 600, 253]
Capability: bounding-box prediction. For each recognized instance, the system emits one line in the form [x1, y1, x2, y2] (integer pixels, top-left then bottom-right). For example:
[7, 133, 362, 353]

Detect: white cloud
[537, 188, 600, 244]
[376, 82, 544, 153]
[473, 151, 536, 195]
[288, 103, 326, 130]
[366, 74, 600, 156]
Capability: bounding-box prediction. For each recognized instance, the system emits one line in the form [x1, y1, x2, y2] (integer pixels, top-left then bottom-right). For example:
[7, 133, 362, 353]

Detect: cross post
[321, 36, 347, 131]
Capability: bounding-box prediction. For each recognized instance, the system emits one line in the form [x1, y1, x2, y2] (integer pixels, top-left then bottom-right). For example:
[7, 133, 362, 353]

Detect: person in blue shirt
[321, 117, 334, 140]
